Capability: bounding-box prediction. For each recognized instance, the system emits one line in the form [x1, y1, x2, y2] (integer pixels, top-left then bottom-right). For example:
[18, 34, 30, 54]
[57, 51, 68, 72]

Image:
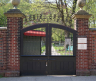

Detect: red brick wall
[89, 30, 96, 75]
[0, 30, 7, 70]
[75, 18, 96, 75]
[0, 30, 7, 76]
[0, 17, 23, 77]
[5, 17, 23, 77]
[75, 18, 90, 75]
[0, 16, 96, 76]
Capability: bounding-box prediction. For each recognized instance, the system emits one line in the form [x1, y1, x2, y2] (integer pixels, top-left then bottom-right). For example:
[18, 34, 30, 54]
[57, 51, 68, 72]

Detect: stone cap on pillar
[72, 10, 92, 19]
[4, 9, 26, 18]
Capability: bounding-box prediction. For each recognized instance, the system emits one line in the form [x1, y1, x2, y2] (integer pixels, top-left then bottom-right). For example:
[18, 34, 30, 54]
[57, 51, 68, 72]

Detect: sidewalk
[0, 75, 96, 81]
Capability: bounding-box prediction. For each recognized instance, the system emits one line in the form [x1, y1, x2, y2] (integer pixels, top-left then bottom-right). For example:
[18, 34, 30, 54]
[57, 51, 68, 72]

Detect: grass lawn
[41, 45, 46, 53]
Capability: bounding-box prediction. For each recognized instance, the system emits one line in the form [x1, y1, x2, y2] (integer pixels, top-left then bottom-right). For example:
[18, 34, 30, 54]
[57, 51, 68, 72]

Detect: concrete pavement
[51, 46, 60, 55]
[0, 75, 96, 81]
[41, 46, 61, 55]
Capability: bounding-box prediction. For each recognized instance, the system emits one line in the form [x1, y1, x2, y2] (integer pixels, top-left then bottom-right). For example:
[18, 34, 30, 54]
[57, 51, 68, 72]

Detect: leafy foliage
[85, 0, 96, 28]
[52, 28, 65, 42]
[76, 0, 96, 28]
[0, 0, 96, 29]
[53, 44, 73, 55]
[0, 1, 12, 26]
[41, 45, 45, 53]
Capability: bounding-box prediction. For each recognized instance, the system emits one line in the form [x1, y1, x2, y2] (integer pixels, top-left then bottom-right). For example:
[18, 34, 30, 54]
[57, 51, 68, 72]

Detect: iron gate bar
[21, 23, 77, 56]
[48, 24, 77, 56]
[21, 23, 76, 34]
[49, 23, 77, 33]
[46, 25, 49, 56]
[33, 58, 55, 60]
[20, 55, 76, 57]
[48, 24, 51, 56]
[21, 24, 49, 33]
[20, 23, 77, 75]
[20, 55, 48, 56]
[20, 23, 49, 56]
[73, 32, 77, 56]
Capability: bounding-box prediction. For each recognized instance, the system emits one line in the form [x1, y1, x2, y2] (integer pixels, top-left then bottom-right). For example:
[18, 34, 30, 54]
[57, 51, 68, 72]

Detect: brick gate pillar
[72, 10, 92, 75]
[4, 9, 25, 77]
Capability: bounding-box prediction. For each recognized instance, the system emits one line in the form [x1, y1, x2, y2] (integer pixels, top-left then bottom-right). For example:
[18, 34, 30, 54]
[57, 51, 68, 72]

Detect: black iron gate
[20, 23, 77, 75]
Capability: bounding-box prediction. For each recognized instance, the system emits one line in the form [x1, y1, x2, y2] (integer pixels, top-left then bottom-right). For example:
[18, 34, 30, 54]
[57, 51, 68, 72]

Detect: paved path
[51, 46, 60, 55]
[41, 46, 60, 55]
[41, 51, 46, 55]
[0, 76, 96, 81]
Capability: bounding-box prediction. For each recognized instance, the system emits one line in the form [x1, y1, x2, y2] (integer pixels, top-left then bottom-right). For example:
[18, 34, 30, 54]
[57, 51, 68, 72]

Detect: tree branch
[72, 0, 77, 14]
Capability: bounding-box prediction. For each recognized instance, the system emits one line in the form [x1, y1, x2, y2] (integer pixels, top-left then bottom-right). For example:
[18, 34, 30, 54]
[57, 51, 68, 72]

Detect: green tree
[85, 0, 96, 28]
[75, 0, 96, 28]
[0, 0, 10, 3]
[52, 28, 65, 42]
[23, 0, 77, 36]
[0, 1, 12, 26]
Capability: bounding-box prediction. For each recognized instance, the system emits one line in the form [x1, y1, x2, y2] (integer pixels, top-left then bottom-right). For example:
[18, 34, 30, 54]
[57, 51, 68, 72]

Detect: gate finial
[12, 0, 20, 9]
[77, 0, 86, 10]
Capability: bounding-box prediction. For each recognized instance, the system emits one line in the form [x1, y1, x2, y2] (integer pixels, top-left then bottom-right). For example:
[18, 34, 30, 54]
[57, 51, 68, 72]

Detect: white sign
[78, 38, 87, 43]
[78, 44, 87, 50]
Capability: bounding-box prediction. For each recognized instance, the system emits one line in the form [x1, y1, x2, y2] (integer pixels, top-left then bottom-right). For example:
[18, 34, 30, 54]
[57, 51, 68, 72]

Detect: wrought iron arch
[21, 23, 77, 56]
[20, 23, 77, 75]
[21, 23, 77, 33]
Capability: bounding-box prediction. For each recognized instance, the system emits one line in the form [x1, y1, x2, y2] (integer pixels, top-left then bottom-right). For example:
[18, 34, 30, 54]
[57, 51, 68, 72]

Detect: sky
[48, 0, 55, 2]
[47, 0, 56, 3]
